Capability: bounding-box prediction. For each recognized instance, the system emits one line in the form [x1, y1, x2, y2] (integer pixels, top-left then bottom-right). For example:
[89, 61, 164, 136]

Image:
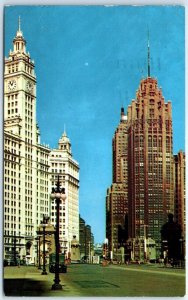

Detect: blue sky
[4, 6, 185, 243]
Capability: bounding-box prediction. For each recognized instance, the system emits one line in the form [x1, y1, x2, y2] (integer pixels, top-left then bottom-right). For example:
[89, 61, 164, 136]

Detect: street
[4, 263, 185, 297]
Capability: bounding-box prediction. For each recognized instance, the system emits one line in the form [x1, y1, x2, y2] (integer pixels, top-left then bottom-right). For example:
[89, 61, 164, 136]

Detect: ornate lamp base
[41, 270, 48, 275]
[51, 283, 63, 290]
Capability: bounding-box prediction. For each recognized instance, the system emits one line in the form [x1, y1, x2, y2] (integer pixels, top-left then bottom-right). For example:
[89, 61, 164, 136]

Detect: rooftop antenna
[18, 16, 21, 31]
[147, 29, 151, 77]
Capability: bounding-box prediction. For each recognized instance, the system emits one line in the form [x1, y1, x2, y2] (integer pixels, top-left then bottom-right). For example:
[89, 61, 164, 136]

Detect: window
[149, 109, 154, 118]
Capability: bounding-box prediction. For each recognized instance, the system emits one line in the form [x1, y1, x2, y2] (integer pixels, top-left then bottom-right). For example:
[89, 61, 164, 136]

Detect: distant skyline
[4, 6, 185, 243]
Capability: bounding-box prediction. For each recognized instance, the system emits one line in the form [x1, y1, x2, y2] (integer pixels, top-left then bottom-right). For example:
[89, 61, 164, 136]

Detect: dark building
[161, 213, 182, 262]
[79, 215, 94, 260]
[106, 108, 128, 255]
[79, 216, 86, 258]
[127, 76, 174, 255]
[174, 151, 186, 238]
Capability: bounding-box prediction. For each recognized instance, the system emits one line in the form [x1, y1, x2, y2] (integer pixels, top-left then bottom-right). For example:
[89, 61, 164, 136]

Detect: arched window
[148, 136, 152, 148]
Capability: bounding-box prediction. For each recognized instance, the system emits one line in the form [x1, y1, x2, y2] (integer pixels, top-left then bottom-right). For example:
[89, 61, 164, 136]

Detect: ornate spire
[18, 16, 21, 31]
[16, 16, 23, 37]
[13, 16, 26, 54]
[58, 129, 72, 155]
[63, 124, 66, 136]
[147, 30, 151, 77]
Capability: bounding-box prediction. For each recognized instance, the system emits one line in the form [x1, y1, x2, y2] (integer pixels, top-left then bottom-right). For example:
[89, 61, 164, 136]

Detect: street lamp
[13, 234, 17, 266]
[51, 176, 66, 290]
[38, 235, 42, 269]
[41, 215, 49, 275]
[35, 236, 42, 269]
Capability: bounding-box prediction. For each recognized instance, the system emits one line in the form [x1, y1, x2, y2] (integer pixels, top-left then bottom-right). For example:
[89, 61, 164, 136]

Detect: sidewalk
[3, 263, 185, 297]
[3, 265, 80, 297]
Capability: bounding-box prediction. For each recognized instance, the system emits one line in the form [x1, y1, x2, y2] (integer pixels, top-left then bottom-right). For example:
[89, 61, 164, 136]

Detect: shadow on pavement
[4, 278, 48, 296]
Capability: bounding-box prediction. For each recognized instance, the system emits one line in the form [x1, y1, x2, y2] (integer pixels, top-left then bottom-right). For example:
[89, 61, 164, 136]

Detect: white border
[1, 1, 187, 300]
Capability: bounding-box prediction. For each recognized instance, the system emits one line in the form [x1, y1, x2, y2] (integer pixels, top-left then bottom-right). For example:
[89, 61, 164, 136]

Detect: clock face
[26, 81, 33, 92]
[8, 79, 17, 91]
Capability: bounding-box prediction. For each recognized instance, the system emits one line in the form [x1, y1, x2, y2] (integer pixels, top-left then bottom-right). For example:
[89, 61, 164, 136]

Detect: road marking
[73, 280, 119, 288]
[111, 266, 185, 277]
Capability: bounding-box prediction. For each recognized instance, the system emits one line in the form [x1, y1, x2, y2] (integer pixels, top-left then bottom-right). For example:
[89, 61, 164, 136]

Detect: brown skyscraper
[106, 108, 128, 255]
[174, 151, 185, 237]
[106, 39, 184, 260]
[113, 108, 128, 184]
[127, 76, 174, 254]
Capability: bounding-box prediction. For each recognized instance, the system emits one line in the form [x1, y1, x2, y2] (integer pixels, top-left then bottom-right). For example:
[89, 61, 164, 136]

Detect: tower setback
[127, 77, 174, 254]
[106, 78, 175, 259]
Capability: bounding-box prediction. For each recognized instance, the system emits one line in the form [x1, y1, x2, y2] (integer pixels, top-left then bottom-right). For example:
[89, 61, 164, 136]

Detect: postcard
[3, 5, 185, 297]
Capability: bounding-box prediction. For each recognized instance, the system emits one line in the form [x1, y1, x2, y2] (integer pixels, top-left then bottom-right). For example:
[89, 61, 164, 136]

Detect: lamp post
[13, 234, 17, 265]
[41, 215, 49, 275]
[38, 235, 42, 269]
[51, 176, 66, 290]
[35, 236, 41, 269]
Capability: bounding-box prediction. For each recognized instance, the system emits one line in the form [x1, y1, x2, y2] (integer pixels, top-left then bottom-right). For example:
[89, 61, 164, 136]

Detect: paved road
[3, 263, 186, 297]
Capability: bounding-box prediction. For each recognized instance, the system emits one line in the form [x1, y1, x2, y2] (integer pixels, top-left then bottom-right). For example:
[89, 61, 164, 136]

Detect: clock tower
[4, 18, 50, 264]
[4, 17, 36, 140]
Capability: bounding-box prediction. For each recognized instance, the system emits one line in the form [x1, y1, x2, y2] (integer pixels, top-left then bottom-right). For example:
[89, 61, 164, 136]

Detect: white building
[4, 19, 80, 264]
[4, 20, 50, 263]
[49, 131, 80, 258]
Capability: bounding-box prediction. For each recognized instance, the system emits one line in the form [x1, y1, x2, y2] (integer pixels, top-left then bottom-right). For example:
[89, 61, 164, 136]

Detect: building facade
[49, 131, 79, 258]
[4, 21, 50, 263]
[79, 216, 86, 258]
[106, 40, 180, 259]
[127, 76, 174, 255]
[106, 108, 128, 254]
[79, 215, 94, 261]
[174, 151, 186, 237]
[4, 20, 80, 264]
